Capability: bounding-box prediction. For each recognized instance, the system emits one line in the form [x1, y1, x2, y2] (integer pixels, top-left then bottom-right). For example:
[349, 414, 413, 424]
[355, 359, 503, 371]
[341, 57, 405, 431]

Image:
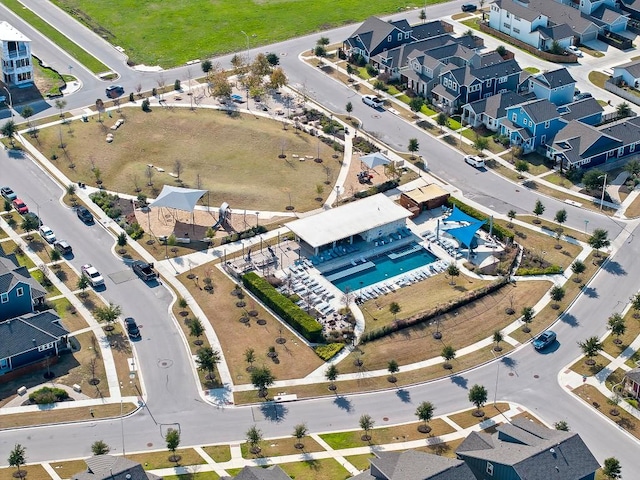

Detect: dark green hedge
[354, 179, 399, 199]
[516, 265, 563, 276]
[447, 198, 514, 242]
[243, 272, 323, 343]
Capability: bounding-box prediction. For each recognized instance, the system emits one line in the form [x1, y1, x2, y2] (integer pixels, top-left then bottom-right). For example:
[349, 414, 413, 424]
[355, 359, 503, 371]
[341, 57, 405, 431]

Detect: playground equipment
[212, 202, 232, 230]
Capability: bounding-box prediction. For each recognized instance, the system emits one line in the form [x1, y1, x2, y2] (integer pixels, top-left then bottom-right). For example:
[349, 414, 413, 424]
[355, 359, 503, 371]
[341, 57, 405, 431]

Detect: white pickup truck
[362, 95, 384, 108]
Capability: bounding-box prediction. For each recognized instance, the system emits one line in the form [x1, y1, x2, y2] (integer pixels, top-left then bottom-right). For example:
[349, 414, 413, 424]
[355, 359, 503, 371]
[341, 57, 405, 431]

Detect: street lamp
[490, 349, 499, 406]
[598, 173, 607, 211]
[2, 86, 13, 119]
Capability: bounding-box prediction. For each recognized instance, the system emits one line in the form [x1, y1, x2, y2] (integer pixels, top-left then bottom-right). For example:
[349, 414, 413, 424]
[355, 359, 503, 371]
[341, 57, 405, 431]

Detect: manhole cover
[372, 114, 381, 119]
[383, 417, 389, 421]
[147, 443, 153, 447]
[158, 359, 173, 368]
[508, 372, 514, 376]
[533, 374, 539, 378]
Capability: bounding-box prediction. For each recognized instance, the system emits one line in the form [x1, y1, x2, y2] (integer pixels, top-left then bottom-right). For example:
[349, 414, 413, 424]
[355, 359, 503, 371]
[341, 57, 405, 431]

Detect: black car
[24, 212, 42, 226]
[54, 240, 72, 255]
[461, 3, 477, 11]
[124, 317, 141, 339]
[76, 206, 94, 223]
[105, 85, 125, 99]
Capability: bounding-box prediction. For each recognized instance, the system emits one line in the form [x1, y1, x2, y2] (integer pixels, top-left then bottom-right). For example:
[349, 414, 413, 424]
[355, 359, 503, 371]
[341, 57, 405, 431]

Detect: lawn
[515, 215, 590, 243]
[164, 473, 220, 480]
[524, 67, 540, 74]
[0, 465, 51, 480]
[446, 403, 510, 429]
[49, 0, 446, 68]
[345, 454, 375, 471]
[280, 458, 350, 480]
[527, 181, 617, 215]
[573, 385, 639, 440]
[589, 71, 609, 89]
[0, 239, 36, 269]
[568, 354, 610, 377]
[26, 107, 334, 212]
[601, 308, 640, 358]
[126, 449, 206, 470]
[201, 445, 231, 463]
[49, 460, 88, 479]
[241, 435, 324, 458]
[177, 264, 323, 384]
[624, 193, 640, 218]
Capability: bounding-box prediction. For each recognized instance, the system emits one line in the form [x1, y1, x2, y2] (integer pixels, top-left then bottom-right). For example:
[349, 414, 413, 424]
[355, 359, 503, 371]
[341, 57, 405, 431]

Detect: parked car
[464, 155, 485, 168]
[81, 264, 105, 287]
[76, 206, 94, 223]
[105, 85, 125, 99]
[362, 94, 384, 108]
[1, 186, 17, 201]
[12, 198, 28, 214]
[533, 330, 557, 350]
[54, 240, 72, 255]
[39, 225, 56, 243]
[124, 317, 141, 339]
[24, 212, 42, 226]
[574, 92, 593, 101]
[567, 45, 583, 57]
[131, 260, 158, 281]
[461, 3, 477, 11]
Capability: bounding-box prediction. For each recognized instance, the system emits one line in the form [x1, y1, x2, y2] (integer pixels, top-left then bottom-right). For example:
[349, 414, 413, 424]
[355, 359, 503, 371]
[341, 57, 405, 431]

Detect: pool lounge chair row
[310, 244, 360, 265]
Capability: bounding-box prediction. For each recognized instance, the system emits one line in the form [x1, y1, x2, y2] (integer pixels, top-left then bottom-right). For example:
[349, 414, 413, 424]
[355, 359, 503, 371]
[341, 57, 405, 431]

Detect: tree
[415, 401, 435, 433]
[251, 366, 275, 398]
[554, 420, 569, 431]
[359, 414, 374, 442]
[550, 286, 565, 309]
[578, 336, 603, 365]
[549, 40, 563, 55]
[266, 52, 280, 66]
[50, 248, 61, 264]
[93, 303, 122, 331]
[21, 105, 34, 128]
[317, 36, 330, 46]
[588, 229, 610, 257]
[314, 45, 327, 57]
[608, 313, 626, 344]
[625, 159, 640, 178]
[533, 199, 545, 220]
[496, 45, 507, 57]
[269, 67, 287, 90]
[515, 160, 529, 177]
[520, 306, 534, 333]
[389, 302, 401, 320]
[201, 59, 212, 73]
[117, 232, 127, 248]
[468, 384, 488, 414]
[173, 159, 183, 180]
[244, 348, 256, 370]
[409, 96, 424, 113]
[419, 8, 427, 23]
[616, 102, 631, 118]
[1, 120, 17, 146]
[196, 347, 220, 380]
[441, 345, 456, 369]
[77, 274, 90, 298]
[55, 98, 67, 117]
[345, 101, 353, 119]
[166, 428, 181, 464]
[387, 359, 399, 384]
[21, 214, 39, 241]
[582, 168, 605, 191]
[602, 457, 622, 480]
[630, 292, 640, 318]
[507, 209, 516, 227]
[446, 262, 460, 285]
[408, 138, 419, 159]
[473, 136, 488, 154]
[188, 317, 205, 343]
[246, 425, 263, 454]
[250, 53, 272, 77]
[8, 444, 26, 478]
[437, 112, 448, 131]
[293, 423, 308, 450]
[571, 260, 586, 282]
[325, 364, 339, 391]
[91, 440, 110, 455]
[493, 330, 503, 351]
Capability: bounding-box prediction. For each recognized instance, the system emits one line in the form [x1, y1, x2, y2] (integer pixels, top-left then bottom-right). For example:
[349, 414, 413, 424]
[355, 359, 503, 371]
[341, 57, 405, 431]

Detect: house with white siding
[0, 21, 33, 86]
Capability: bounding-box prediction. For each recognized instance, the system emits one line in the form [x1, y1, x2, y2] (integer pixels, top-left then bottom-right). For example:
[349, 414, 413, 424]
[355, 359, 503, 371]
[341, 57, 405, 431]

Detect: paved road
[0, 1, 639, 473]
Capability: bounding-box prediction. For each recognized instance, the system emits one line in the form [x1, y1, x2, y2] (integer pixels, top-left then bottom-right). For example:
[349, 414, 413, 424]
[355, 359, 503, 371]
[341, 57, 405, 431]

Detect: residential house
[528, 67, 576, 105]
[500, 98, 567, 153]
[462, 91, 530, 130]
[72, 455, 162, 480]
[0, 310, 69, 374]
[350, 450, 476, 480]
[455, 418, 600, 480]
[550, 116, 640, 169]
[558, 97, 604, 124]
[0, 253, 46, 321]
[343, 16, 414, 62]
[619, 0, 640, 20]
[223, 465, 290, 480]
[0, 21, 33, 86]
[623, 367, 640, 400]
[613, 58, 640, 87]
[557, 0, 629, 31]
[433, 59, 523, 113]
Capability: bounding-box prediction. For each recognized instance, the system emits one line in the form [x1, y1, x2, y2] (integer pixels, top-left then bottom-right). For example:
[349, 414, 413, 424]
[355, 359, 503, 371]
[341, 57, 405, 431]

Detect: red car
[12, 198, 28, 214]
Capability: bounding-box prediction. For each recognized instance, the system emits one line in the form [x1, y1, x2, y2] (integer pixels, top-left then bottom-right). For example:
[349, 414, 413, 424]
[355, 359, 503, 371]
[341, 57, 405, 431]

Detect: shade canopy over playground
[360, 152, 391, 169]
[149, 186, 207, 212]
[443, 206, 486, 249]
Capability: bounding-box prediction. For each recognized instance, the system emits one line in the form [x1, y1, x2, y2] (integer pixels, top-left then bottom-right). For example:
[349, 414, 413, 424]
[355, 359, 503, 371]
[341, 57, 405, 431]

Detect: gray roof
[514, 98, 560, 123]
[590, 5, 628, 25]
[551, 120, 617, 164]
[479, 51, 504, 66]
[0, 254, 46, 304]
[626, 367, 640, 383]
[411, 20, 453, 40]
[532, 68, 576, 90]
[472, 58, 522, 80]
[500, 119, 533, 139]
[355, 450, 475, 480]
[536, 22, 576, 40]
[615, 58, 640, 78]
[494, 0, 545, 22]
[73, 455, 161, 480]
[0, 310, 68, 359]
[559, 97, 603, 122]
[228, 465, 290, 480]
[465, 91, 528, 119]
[348, 16, 411, 54]
[432, 83, 460, 101]
[456, 418, 599, 480]
[528, 0, 599, 34]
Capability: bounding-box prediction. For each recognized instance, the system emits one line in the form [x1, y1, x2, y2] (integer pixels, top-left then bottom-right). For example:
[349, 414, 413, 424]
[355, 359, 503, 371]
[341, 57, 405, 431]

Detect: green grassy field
[51, 0, 439, 68]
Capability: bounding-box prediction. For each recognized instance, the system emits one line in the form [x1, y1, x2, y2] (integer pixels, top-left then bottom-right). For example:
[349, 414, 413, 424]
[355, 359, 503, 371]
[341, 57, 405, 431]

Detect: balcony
[5, 49, 28, 59]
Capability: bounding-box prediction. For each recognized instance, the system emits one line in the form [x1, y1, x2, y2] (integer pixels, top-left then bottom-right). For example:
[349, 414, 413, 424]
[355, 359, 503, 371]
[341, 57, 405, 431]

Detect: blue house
[558, 97, 603, 125]
[500, 98, 566, 153]
[343, 16, 414, 62]
[456, 418, 599, 480]
[0, 253, 46, 321]
[528, 68, 576, 106]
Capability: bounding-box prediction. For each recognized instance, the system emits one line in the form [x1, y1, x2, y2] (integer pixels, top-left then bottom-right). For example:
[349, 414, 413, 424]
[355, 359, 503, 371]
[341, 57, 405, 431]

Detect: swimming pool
[327, 244, 438, 292]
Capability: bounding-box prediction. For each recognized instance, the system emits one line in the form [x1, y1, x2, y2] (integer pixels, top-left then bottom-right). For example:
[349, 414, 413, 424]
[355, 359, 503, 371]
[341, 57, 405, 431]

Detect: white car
[39, 225, 56, 243]
[568, 45, 583, 57]
[81, 264, 105, 287]
[362, 94, 384, 108]
[464, 155, 485, 168]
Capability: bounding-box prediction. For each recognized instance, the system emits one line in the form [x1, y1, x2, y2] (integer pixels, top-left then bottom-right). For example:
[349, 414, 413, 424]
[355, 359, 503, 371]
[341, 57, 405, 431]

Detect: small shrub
[151, 87, 157, 96]
[129, 92, 134, 102]
[141, 99, 151, 112]
[174, 79, 181, 91]
[29, 386, 69, 404]
[314, 343, 345, 361]
[126, 222, 145, 240]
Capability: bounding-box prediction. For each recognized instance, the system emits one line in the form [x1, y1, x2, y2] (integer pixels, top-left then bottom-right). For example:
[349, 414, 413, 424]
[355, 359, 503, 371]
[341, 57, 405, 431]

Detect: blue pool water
[328, 244, 438, 292]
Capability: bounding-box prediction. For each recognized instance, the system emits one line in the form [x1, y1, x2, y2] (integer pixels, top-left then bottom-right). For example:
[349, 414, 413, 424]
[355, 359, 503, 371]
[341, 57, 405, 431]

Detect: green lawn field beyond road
[51, 0, 440, 68]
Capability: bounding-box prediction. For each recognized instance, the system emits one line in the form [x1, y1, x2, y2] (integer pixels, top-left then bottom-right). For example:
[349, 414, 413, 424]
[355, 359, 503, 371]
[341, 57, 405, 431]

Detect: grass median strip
[0, 402, 136, 429]
[0, 0, 109, 74]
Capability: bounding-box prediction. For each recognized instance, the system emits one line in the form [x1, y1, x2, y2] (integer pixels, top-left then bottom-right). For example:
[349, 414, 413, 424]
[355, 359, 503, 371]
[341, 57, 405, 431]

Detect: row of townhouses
[343, 15, 639, 170]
